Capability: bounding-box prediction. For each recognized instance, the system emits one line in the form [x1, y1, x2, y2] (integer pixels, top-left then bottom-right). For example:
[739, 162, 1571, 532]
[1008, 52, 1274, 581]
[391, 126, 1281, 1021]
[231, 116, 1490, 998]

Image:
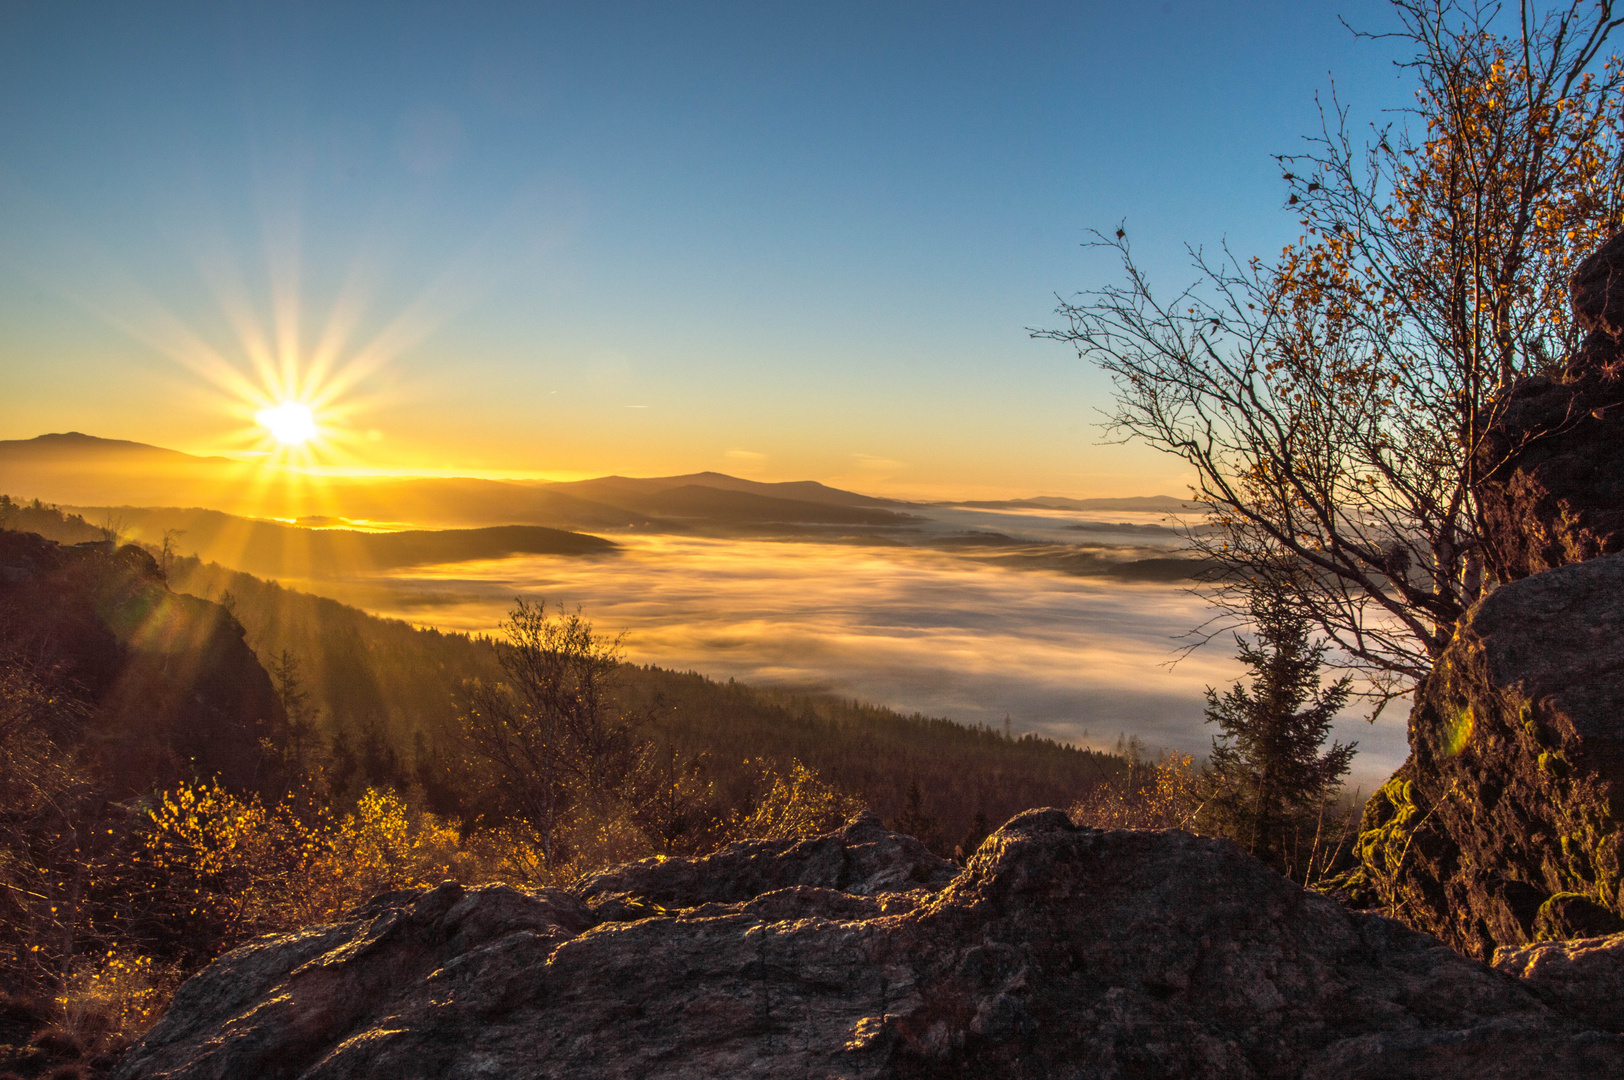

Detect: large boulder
[1476, 233, 1624, 582]
[111, 810, 1624, 1080]
[1568, 231, 1624, 345]
[1355, 553, 1624, 960]
[1475, 371, 1624, 581]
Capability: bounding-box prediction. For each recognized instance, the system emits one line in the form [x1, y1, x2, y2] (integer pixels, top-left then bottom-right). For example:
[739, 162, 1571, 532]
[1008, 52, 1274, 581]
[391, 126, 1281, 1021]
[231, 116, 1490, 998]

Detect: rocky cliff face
[1476, 233, 1624, 582]
[0, 529, 281, 793]
[112, 810, 1624, 1080]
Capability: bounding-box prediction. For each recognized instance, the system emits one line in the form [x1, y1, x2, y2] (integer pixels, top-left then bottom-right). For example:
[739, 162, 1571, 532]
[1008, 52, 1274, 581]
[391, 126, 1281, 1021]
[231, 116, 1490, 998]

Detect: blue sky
[0, 0, 1407, 497]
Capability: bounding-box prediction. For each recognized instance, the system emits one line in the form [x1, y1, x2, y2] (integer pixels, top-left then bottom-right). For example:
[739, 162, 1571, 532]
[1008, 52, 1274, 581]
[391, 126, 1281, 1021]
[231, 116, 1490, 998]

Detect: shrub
[1069, 747, 1203, 832]
[726, 759, 865, 842]
[52, 949, 176, 1058]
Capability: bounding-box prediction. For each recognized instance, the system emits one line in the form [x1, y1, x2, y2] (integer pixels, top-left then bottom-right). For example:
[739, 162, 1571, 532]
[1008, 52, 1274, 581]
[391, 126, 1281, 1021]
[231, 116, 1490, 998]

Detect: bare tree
[1039, 0, 1624, 705]
[95, 512, 127, 549]
[157, 528, 186, 587]
[459, 601, 646, 865]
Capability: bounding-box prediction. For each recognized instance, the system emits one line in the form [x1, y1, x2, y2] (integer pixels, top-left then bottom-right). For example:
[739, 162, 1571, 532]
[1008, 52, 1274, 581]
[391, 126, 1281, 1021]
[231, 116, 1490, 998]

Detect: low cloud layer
[296, 535, 1407, 791]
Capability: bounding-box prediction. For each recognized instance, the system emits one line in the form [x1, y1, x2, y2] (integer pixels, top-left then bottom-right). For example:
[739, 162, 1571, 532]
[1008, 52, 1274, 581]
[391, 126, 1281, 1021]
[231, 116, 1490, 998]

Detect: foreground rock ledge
[113, 811, 1624, 1080]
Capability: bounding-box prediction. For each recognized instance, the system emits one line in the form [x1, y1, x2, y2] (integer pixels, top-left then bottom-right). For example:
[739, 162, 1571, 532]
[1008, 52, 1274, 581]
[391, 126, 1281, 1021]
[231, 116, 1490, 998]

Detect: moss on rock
[1534, 892, 1624, 942]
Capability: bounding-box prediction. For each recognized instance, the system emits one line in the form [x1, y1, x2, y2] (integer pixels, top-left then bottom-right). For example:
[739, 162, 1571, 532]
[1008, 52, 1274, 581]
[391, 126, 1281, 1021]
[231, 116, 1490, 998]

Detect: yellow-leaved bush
[141, 781, 479, 955]
[1068, 752, 1204, 832]
[729, 758, 866, 842]
[52, 948, 176, 1057]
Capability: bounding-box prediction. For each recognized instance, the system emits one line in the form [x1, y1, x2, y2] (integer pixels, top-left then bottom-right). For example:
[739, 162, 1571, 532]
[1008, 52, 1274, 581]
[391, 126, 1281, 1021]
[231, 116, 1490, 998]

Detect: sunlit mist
[256, 402, 317, 445]
[262, 534, 1408, 792]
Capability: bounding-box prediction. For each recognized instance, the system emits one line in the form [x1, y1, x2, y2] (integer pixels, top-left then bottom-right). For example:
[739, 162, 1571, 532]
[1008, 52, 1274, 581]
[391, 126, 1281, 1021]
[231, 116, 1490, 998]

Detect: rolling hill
[66, 505, 617, 579]
[0, 434, 914, 531]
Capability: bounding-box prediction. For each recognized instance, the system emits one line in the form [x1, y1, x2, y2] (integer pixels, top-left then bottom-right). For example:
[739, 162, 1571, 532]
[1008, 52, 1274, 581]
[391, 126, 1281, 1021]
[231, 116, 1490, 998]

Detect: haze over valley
[1, 432, 1404, 789]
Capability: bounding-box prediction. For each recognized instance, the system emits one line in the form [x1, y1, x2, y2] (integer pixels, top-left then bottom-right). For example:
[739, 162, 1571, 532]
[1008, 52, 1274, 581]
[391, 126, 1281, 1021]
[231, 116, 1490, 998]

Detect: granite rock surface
[112, 810, 1624, 1080]
[1355, 553, 1624, 960]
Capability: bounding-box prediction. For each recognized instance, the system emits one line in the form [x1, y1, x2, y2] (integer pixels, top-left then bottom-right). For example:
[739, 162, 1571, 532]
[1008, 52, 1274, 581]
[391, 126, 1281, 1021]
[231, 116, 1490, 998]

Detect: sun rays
[50, 197, 494, 529]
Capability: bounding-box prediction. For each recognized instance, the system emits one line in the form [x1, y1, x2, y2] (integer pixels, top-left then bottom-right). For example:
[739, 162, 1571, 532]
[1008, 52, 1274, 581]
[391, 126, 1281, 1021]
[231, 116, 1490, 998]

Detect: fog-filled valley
[0, 433, 1406, 790]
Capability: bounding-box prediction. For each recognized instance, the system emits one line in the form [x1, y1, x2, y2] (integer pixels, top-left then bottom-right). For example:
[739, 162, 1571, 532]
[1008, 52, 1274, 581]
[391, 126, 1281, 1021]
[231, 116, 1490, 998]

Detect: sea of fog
[291, 505, 1408, 792]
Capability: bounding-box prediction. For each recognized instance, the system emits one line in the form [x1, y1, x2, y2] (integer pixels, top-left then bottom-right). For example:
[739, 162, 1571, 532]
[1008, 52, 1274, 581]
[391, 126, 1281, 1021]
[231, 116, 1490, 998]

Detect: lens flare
[256, 402, 318, 445]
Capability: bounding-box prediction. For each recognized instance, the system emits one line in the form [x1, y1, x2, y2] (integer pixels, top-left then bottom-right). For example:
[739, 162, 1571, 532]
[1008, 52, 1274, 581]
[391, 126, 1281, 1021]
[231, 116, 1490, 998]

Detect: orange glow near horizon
[37, 228, 1197, 504]
[118, 291, 399, 533]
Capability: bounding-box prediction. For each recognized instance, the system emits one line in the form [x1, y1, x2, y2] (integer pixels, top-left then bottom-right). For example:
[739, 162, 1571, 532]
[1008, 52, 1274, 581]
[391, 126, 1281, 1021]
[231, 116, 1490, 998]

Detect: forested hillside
[168, 557, 1120, 849]
[0, 499, 1122, 849]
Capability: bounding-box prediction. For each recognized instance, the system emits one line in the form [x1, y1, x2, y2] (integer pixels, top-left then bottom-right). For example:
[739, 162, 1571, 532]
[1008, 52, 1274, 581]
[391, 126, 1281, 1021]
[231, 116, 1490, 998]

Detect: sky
[0, 0, 1410, 500]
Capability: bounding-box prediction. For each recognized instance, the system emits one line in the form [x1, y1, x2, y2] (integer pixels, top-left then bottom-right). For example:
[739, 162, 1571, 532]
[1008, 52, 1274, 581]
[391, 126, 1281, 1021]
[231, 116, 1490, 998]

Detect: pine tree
[268, 650, 320, 783]
[893, 780, 939, 851]
[1203, 597, 1356, 879]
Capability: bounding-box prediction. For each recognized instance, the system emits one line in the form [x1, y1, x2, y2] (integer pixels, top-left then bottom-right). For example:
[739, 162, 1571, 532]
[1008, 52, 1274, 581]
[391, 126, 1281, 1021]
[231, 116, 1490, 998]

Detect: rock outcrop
[1495, 931, 1624, 1034]
[1356, 552, 1624, 960]
[1476, 234, 1624, 582]
[1568, 231, 1624, 350]
[112, 810, 1624, 1080]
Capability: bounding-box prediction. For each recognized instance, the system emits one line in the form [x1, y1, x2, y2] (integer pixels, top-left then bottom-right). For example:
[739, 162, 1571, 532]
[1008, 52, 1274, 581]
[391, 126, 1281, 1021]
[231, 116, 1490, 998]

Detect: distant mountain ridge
[0, 433, 1188, 541]
[546, 471, 899, 509]
[0, 433, 908, 530]
[0, 431, 234, 464]
[545, 481, 909, 526]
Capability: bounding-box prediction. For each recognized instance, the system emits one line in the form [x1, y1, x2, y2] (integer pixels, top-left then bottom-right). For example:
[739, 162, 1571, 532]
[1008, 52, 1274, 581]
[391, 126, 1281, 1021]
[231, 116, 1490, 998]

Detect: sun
[256, 402, 318, 445]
